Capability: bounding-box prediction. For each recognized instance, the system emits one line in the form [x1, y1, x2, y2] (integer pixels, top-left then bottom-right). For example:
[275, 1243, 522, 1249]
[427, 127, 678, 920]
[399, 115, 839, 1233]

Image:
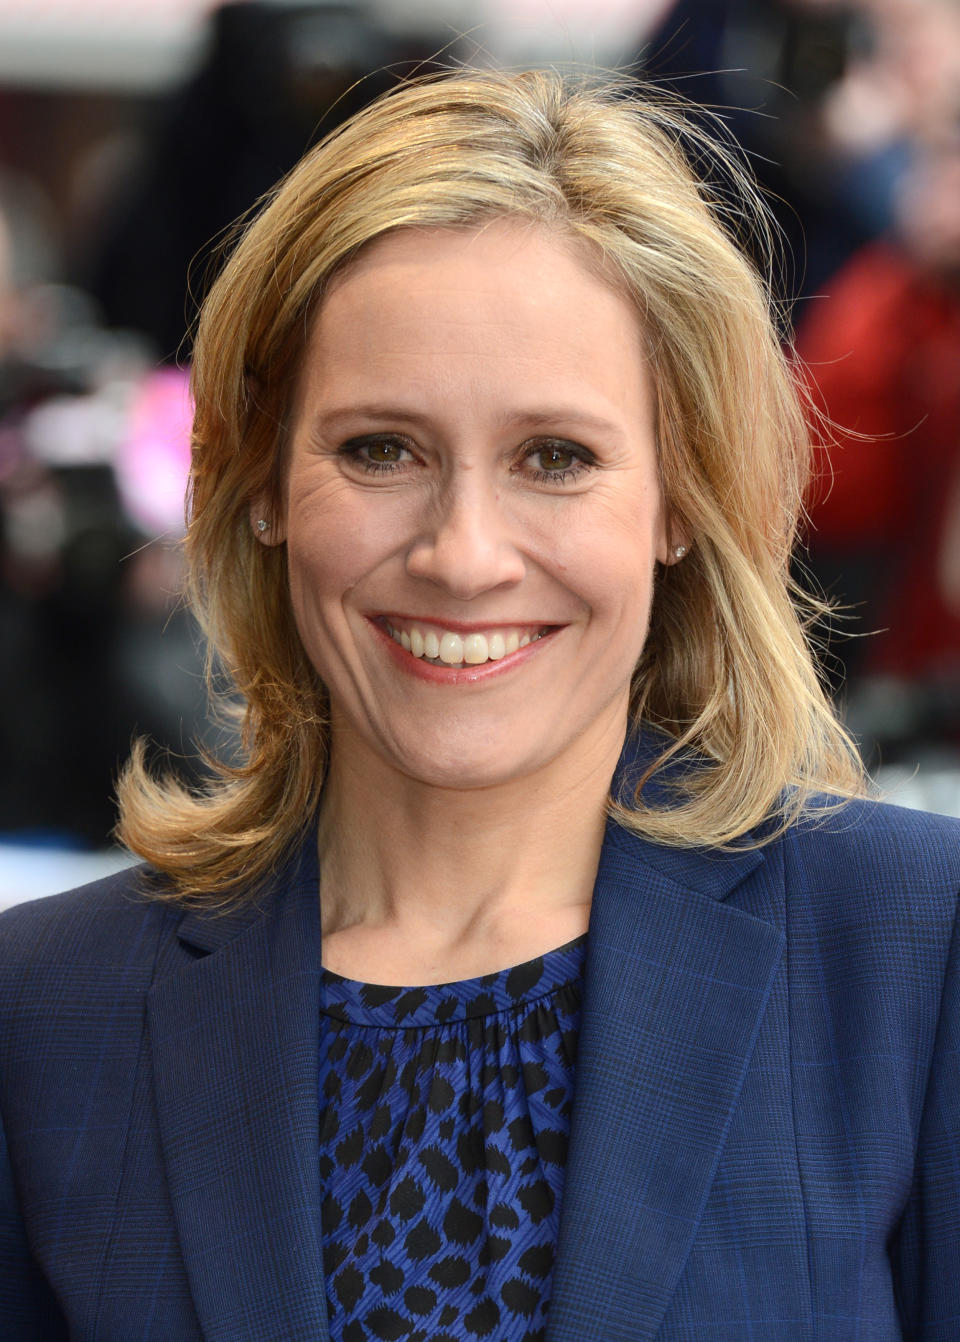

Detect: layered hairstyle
[117, 68, 863, 903]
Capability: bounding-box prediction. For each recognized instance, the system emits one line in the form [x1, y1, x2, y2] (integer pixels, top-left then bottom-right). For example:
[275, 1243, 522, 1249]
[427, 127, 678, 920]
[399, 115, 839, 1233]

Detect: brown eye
[340, 436, 415, 474]
[366, 439, 405, 463]
[518, 439, 595, 486]
[537, 445, 575, 471]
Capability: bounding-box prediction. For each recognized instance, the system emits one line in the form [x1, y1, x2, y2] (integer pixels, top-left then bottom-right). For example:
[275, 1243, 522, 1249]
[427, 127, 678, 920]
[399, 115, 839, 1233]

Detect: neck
[316, 727, 623, 984]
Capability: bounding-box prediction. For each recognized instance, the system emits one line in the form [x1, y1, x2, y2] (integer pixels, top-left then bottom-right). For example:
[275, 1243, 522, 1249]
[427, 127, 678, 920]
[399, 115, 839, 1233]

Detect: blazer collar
[548, 816, 784, 1341]
[148, 833, 330, 1342]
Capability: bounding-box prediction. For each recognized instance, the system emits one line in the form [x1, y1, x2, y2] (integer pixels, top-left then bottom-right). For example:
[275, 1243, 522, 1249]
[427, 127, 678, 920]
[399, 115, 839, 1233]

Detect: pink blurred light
[115, 366, 193, 537]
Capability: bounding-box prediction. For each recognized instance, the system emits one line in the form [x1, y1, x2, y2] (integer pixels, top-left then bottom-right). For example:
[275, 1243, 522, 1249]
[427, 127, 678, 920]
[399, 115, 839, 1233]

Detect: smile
[381, 618, 551, 668]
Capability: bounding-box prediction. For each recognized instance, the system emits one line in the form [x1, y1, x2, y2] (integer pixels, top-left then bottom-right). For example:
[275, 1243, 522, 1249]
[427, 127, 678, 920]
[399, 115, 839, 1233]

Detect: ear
[656, 516, 692, 567]
[248, 496, 286, 546]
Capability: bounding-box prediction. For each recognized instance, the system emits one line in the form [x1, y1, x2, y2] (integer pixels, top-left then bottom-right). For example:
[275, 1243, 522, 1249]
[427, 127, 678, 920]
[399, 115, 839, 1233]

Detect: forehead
[301, 219, 650, 400]
[325, 217, 621, 299]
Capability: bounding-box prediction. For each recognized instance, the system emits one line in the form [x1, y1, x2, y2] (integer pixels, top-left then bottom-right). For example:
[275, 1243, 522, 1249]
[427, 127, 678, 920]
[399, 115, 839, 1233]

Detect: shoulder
[780, 796, 960, 897]
[0, 871, 184, 1127]
[0, 865, 183, 1004]
[772, 799, 960, 1004]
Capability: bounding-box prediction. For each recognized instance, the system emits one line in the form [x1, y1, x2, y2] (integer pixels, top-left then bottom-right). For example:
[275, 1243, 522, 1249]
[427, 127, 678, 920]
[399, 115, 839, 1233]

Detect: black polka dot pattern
[318, 936, 584, 1341]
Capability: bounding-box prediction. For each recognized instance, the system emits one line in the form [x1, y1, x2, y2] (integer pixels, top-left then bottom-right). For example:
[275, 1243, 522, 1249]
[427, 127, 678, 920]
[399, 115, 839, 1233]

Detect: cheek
[284, 476, 395, 599]
[286, 518, 352, 604]
[587, 550, 661, 678]
[551, 494, 663, 609]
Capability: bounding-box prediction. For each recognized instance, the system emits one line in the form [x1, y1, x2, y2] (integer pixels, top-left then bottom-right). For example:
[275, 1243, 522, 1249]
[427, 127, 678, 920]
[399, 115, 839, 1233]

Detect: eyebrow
[306, 404, 625, 439]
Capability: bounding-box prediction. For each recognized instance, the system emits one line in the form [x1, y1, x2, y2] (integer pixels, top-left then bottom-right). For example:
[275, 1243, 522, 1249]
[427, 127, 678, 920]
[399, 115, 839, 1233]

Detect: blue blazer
[2, 794, 959, 1340]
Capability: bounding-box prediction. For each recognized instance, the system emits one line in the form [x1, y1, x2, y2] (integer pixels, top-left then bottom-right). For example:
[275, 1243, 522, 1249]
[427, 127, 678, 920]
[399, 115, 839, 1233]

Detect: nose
[404, 477, 526, 600]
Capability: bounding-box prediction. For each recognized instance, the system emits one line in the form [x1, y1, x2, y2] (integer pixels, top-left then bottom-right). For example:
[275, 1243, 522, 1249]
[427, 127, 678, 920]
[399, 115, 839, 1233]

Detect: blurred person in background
[2, 70, 959, 1342]
[0, 175, 204, 846]
[816, 0, 960, 287]
[642, 0, 867, 300]
[647, 0, 960, 771]
[87, 0, 419, 360]
[797, 132, 960, 755]
[642, 0, 960, 300]
[0, 175, 130, 846]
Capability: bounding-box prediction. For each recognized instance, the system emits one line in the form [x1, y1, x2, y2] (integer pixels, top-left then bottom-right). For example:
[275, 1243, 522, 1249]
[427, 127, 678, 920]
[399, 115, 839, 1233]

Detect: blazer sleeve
[1, 1103, 68, 1340]
[892, 885, 960, 1337]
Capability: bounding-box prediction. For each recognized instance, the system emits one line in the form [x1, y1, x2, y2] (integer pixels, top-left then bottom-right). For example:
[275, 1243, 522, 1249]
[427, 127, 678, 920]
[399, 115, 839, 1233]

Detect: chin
[382, 729, 550, 794]
[400, 754, 535, 794]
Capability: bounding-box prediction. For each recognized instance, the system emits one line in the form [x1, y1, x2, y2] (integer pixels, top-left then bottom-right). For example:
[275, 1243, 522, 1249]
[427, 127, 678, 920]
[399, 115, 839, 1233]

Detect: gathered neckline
[320, 933, 587, 1027]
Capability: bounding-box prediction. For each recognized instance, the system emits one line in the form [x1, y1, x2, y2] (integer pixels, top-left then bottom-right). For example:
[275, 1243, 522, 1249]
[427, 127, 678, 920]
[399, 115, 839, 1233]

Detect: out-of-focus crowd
[1, 0, 958, 857]
[645, 0, 960, 793]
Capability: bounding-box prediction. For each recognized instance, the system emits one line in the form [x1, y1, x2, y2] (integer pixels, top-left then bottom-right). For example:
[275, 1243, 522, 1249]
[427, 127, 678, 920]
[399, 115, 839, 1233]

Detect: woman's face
[271, 219, 671, 792]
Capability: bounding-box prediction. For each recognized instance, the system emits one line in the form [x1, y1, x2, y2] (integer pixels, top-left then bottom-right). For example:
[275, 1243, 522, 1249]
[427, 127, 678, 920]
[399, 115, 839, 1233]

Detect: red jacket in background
[796, 241, 960, 679]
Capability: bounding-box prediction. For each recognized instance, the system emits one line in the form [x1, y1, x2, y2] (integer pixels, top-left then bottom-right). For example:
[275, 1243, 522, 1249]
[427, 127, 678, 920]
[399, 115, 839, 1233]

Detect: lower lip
[369, 620, 559, 684]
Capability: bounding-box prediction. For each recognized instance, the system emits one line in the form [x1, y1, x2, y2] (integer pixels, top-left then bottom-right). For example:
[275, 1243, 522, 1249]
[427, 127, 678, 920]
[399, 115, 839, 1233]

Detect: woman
[2, 70, 958, 1341]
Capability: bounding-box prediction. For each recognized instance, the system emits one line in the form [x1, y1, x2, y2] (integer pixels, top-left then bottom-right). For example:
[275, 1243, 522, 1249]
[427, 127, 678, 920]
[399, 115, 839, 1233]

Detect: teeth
[463, 633, 488, 665]
[385, 621, 547, 668]
[439, 632, 464, 665]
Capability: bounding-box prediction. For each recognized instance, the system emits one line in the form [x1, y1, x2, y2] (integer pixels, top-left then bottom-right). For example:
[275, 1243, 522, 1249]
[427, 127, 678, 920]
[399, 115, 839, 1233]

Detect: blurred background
[2, 0, 959, 907]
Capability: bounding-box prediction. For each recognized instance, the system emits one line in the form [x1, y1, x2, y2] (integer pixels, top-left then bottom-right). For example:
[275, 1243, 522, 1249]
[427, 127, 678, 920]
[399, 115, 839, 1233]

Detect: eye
[339, 435, 415, 475]
[534, 444, 576, 472]
[519, 439, 595, 485]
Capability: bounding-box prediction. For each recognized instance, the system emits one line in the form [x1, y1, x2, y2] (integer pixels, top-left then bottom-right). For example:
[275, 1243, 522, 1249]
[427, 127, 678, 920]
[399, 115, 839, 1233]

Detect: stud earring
[673, 544, 687, 559]
[256, 519, 270, 533]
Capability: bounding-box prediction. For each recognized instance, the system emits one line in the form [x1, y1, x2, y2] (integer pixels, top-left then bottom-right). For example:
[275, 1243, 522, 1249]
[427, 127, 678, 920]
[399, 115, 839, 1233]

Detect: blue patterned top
[318, 935, 586, 1341]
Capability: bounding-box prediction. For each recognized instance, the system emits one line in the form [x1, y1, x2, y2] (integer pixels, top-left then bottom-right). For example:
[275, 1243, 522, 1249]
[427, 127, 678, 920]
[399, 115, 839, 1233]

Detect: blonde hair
[117, 68, 863, 904]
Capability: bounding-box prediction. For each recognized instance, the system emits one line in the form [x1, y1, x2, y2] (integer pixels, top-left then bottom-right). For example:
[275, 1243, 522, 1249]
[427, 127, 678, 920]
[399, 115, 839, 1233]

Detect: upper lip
[371, 613, 562, 634]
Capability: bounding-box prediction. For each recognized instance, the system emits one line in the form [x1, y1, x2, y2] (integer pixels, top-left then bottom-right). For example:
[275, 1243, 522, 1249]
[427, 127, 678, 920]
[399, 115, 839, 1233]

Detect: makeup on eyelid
[334, 434, 598, 488]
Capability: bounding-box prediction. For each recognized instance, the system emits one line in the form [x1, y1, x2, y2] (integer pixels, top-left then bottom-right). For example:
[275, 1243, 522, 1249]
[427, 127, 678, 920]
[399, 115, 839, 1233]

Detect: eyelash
[521, 440, 595, 486]
[339, 436, 597, 486]
[339, 436, 414, 475]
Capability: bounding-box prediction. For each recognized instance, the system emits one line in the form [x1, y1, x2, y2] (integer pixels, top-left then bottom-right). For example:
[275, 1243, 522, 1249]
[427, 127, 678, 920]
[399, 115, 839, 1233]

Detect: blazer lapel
[147, 837, 328, 1342]
[548, 822, 785, 1342]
